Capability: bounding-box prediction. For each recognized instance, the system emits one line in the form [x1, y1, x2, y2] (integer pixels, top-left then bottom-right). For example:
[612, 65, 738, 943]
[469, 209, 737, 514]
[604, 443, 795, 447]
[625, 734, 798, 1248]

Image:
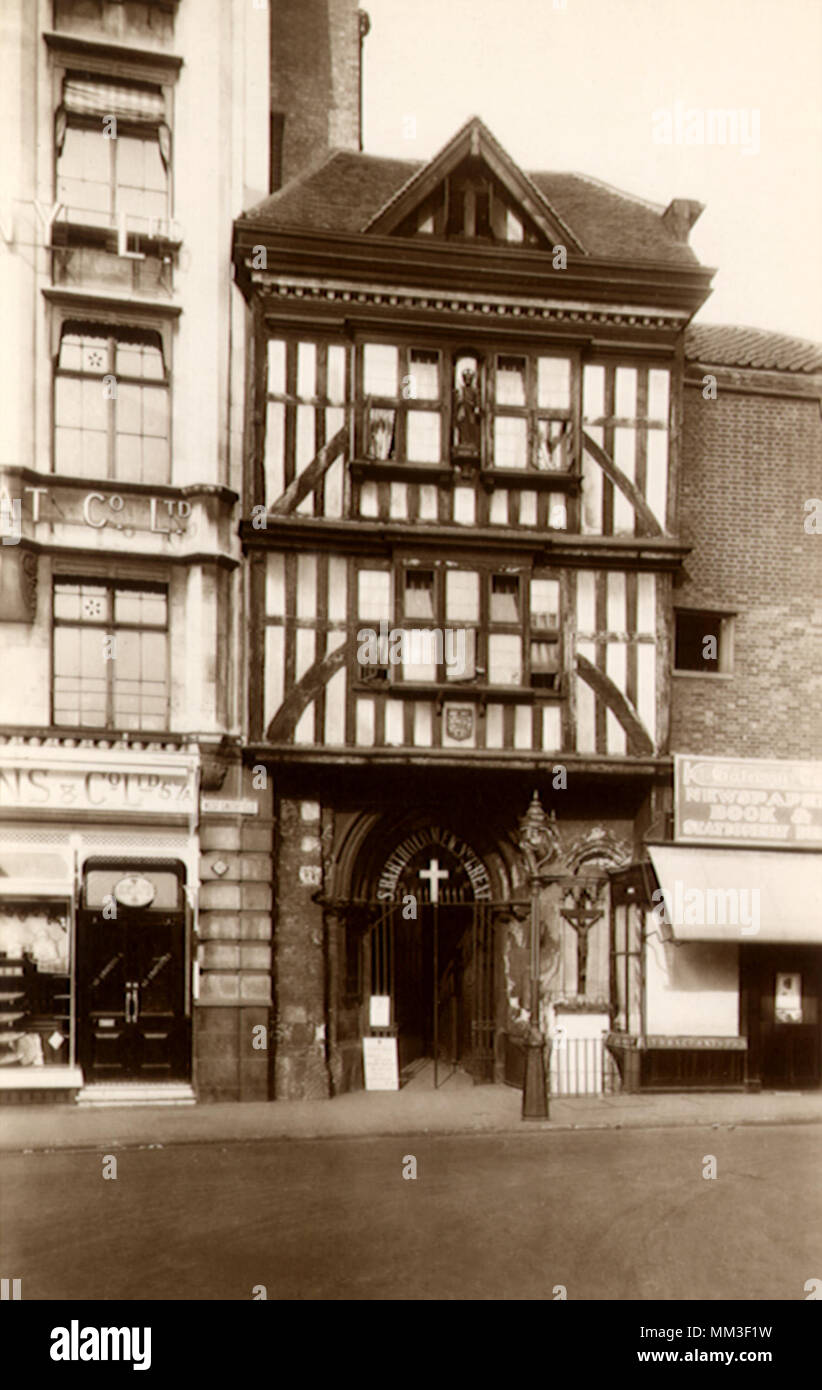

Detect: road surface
[2, 1124, 819, 1299]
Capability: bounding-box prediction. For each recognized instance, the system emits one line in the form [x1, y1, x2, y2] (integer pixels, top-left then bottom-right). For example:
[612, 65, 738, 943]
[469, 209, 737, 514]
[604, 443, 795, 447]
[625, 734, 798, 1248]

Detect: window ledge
[480, 469, 580, 493]
[672, 669, 734, 679]
[350, 459, 581, 492]
[350, 682, 563, 703]
[351, 460, 453, 485]
[52, 221, 183, 256]
[44, 31, 184, 73]
[42, 286, 181, 317]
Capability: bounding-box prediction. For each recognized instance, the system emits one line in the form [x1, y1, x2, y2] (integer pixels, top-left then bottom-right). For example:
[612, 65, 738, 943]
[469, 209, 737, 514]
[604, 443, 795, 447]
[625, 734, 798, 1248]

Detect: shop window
[674, 609, 733, 675]
[54, 323, 170, 482]
[56, 74, 171, 236]
[53, 579, 169, 729]
[0, 902, 71, 1069]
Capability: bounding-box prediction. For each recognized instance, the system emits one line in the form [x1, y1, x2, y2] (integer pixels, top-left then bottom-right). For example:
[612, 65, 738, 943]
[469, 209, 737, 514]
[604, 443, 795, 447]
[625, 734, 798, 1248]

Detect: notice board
[363, 1037, 399, 1091]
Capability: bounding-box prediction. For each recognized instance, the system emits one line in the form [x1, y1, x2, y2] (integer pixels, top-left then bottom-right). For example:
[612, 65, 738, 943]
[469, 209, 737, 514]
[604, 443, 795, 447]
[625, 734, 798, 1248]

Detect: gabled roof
[362, 116, 583, 251]
[239, 128, 702, 267]
[685, 323, 822, 373]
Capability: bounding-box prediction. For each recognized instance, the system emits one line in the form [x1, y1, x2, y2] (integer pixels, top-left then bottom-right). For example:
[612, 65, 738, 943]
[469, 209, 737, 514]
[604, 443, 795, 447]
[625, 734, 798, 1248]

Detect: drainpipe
[357, 10, 371, 152]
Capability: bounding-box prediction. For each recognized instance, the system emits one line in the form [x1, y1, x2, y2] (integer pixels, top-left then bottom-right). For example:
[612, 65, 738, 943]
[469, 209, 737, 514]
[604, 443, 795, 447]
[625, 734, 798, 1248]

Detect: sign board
[369, 995, 391, 1028]
[363, 1037, 399, 1091]
[674, 755, 822, 849]
[0, 749, 197, 817]
[200, 798, 259, 816]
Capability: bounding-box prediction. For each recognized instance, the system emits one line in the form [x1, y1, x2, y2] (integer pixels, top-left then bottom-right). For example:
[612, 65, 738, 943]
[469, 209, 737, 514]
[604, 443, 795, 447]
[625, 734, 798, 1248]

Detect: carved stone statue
[453, 365, 482, 453]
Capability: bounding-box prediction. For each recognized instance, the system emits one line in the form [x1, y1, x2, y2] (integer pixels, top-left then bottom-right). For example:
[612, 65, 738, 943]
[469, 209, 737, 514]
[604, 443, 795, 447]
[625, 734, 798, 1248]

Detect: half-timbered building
[232, 118, 715, 1099]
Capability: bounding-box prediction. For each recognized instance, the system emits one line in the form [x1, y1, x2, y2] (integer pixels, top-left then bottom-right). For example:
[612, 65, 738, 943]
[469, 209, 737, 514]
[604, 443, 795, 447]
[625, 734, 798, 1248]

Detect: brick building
[612, 326, 822, 1093]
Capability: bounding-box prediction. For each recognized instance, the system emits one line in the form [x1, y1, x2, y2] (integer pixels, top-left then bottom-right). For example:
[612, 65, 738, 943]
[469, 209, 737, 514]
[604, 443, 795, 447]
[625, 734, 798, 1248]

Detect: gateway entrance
[77, 860, 190, 1083]
[742, 945, 822, 1089]
[365, 896, 497, 1085]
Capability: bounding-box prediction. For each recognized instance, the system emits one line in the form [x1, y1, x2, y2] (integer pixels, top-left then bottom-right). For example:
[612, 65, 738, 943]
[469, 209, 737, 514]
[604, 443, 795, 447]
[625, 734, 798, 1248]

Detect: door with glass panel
[77, 861, 189, 1082]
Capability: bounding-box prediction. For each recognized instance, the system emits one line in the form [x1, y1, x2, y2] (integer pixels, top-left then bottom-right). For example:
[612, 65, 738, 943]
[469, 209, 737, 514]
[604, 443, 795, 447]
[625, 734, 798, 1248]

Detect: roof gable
[364, 116, 583, 252]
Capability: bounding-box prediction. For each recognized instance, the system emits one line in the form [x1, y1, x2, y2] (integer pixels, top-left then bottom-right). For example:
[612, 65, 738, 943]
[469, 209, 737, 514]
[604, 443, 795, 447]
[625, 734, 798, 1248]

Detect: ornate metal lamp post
[515, 790, 560, 1119]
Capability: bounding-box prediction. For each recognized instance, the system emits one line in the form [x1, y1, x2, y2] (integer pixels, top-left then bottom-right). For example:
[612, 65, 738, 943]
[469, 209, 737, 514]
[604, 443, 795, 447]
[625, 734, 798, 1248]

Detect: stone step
[75, 1082, 196, 1108]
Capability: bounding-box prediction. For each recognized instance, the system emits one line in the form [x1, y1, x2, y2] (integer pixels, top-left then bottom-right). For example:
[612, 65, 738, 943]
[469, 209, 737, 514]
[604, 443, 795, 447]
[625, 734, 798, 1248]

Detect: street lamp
[515, 790, 560, 1119]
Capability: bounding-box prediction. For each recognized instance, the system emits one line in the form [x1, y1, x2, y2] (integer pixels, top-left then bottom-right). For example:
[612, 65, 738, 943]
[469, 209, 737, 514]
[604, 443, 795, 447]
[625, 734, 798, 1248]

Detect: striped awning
[63, 77, 165, 125]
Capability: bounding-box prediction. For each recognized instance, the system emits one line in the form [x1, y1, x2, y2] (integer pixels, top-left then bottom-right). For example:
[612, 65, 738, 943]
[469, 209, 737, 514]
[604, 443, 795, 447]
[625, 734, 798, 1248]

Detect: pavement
[3, 1075, 822, 1152]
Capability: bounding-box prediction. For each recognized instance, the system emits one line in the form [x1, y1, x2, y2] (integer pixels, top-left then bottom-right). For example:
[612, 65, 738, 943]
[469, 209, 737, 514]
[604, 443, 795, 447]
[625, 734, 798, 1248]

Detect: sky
[362, 0, 822, 341]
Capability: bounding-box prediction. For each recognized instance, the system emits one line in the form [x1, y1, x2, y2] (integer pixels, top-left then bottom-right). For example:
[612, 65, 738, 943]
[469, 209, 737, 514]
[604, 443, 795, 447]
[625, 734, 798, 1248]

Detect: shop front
[607, 755, 822, 1092]
[0, 742, 199, 1102]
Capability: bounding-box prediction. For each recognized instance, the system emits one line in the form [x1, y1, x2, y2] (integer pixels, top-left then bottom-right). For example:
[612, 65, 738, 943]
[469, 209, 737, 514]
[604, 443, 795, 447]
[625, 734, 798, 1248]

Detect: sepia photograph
[0, 0, 821, 1360]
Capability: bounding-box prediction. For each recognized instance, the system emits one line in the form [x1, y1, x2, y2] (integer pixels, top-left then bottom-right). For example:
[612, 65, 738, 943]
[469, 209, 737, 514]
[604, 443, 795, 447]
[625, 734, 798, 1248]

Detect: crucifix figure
[419, 858, 449, 904]
[559, 892, 604, 997]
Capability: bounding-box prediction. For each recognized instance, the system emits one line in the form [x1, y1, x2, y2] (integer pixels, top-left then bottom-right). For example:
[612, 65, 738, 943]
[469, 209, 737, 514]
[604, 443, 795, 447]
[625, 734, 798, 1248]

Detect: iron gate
[348, 898, 523, 1087]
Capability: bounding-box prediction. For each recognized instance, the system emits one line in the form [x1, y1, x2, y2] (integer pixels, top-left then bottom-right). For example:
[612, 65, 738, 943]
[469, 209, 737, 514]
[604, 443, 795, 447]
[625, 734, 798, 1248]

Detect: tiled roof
[240, 149, 699, 266]
[242, 151, 425, 235]
[685, 323, 822, 373]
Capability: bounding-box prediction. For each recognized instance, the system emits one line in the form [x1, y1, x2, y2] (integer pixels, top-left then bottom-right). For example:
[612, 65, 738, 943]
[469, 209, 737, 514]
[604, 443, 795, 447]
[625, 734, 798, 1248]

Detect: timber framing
[240, 515, 690, 572]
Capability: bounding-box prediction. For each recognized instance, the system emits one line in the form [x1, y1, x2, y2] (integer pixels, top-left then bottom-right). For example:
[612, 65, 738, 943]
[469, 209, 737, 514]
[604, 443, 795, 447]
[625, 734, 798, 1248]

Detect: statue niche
[452, 354, 483, 467]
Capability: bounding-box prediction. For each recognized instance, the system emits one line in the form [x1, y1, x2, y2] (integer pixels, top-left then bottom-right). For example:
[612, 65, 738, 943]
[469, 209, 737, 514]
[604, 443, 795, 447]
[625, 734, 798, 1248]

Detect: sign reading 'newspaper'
[675, 755, 822, 848]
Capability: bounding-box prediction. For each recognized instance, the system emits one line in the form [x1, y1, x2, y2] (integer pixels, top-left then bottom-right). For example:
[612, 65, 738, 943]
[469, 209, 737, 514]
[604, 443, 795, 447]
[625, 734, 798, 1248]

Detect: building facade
[0, 0, 364, 1102]
[232, 118, 727, 1100]
[608, 326, 822, 1092]
[4, 7, 819, 1105]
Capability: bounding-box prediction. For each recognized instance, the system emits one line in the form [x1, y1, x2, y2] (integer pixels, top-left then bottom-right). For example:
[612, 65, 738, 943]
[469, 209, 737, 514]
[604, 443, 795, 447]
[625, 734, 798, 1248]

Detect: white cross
[419, 857, 449, 904]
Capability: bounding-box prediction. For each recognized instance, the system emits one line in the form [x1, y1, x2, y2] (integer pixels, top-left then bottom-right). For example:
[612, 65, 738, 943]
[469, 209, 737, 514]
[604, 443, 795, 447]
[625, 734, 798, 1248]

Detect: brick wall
[270, 0, 362, 188]
[672, 375, 822, 758]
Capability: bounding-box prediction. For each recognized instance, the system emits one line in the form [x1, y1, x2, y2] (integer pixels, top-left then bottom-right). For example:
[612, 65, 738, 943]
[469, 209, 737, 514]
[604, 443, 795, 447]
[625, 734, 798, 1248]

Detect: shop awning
[646, 845, 822, 943]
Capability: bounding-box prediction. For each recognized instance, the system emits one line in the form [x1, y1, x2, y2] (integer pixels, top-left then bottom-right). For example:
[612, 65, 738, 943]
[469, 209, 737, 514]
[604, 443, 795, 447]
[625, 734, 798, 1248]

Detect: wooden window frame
[673, 607, 735, 677]
[356, 343, 446, 465]
[352, 335, 581, 481]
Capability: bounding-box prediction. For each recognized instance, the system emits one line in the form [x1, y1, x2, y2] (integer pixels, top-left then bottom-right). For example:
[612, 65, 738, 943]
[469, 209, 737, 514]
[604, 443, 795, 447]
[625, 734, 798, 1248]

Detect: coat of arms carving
[445, 705, 474, 741]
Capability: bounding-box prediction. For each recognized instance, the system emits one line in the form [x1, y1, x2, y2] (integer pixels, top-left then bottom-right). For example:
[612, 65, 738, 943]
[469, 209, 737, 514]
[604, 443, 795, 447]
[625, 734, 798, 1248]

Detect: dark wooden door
[742, 946, 822, 1089]
[78, 908, 187, 1081]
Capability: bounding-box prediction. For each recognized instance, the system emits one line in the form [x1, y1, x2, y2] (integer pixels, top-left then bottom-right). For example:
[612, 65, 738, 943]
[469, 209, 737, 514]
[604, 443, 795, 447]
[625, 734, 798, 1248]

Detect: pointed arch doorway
[359, 827, 498, 1088]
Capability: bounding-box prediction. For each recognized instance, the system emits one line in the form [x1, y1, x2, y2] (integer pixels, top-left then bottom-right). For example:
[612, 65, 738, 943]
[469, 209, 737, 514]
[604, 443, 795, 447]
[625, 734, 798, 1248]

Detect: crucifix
[559, 896, 604, 997]
[419, 858, 449, 904]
